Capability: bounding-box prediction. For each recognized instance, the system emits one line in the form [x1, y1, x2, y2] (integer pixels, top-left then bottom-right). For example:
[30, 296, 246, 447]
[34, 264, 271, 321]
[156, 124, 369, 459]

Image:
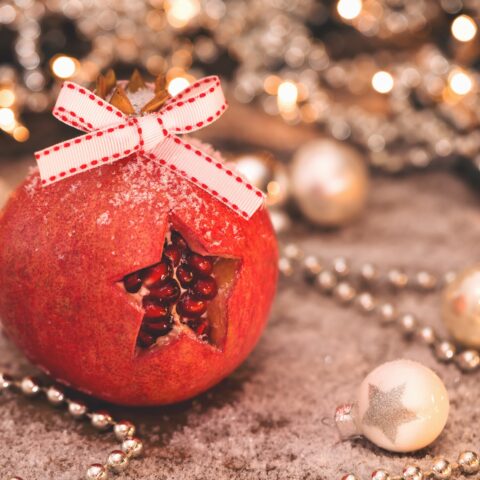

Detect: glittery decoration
[4, 0, 480, 176]
[362, 383, 417, 444]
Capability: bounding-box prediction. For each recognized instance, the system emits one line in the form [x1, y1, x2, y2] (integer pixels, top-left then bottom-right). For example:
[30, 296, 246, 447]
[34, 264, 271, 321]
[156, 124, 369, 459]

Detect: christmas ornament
[0, 71, 278, 406]
[230, 152, 290, 207]
[335, 359, 449, 452]
[442, 265, 480, 348]
[290, 139, 369, 227]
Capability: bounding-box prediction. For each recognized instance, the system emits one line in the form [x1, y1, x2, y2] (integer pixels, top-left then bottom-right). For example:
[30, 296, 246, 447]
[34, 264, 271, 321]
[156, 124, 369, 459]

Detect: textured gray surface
[1, 162, 480, 480]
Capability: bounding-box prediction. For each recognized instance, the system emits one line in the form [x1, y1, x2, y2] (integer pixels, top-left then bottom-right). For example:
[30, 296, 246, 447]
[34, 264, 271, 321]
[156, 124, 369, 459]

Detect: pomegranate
[0, 71, 278, 406]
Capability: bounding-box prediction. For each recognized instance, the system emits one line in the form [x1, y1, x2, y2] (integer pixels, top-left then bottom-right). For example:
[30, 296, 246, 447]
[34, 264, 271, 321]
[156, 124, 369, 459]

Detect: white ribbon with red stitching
[34, 76, 264, 220]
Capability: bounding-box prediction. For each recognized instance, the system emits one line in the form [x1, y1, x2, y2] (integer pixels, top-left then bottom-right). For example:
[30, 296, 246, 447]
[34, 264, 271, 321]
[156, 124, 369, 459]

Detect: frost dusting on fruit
[22, 128, 245, 249]
[96, 212, 111, 225]
[107, 146, 244, 245]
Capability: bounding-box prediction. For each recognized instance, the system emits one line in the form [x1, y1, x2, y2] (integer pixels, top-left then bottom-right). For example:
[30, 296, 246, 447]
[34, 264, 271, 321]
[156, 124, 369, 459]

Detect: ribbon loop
[159, 76, 226, 134]
[53, 82, 126, 132]
[34, 76, 264, 219]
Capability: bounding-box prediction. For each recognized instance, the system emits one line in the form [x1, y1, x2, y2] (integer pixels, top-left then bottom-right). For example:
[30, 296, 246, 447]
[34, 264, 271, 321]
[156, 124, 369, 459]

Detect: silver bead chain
[341, 450, 480, 480]
[280, 244, 480, 373]
[279, 244, 480, 480]
[0, 372, 144, 480]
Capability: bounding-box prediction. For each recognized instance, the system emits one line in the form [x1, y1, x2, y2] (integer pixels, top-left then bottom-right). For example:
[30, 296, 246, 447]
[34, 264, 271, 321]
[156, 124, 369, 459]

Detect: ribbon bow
[34, 76, 264, 219]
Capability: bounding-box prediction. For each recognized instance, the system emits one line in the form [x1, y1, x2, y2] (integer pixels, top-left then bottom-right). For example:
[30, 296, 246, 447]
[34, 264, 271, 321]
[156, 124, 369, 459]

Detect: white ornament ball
[442, 265, 480, 348]
[356, 360, 449, 452]
[290, 139, 369, 227]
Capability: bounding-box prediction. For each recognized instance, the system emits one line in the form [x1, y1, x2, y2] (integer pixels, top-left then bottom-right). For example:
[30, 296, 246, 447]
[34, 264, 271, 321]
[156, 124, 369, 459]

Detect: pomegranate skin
[0, 155, 278, 406]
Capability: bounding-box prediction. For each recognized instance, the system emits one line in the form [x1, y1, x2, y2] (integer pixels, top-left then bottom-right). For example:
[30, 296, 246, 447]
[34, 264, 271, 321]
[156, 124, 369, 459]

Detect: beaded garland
[0, 372, 143, 480]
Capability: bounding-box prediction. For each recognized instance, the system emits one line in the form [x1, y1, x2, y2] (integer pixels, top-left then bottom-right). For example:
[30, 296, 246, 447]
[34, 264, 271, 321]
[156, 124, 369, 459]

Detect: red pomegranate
[0, 72, 278, 406]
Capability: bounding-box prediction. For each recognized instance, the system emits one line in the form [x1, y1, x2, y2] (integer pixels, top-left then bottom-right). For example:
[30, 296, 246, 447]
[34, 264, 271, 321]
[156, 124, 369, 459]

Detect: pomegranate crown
[95, 68, 171, 114]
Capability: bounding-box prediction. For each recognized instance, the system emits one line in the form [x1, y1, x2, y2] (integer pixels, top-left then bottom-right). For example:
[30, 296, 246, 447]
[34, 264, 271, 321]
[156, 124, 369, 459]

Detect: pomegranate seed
[163, 244, 182, 266]
[143, 298, 170, 318]
[143, 261, 171, 287]
[123, 272, 143, 293]
[192, 277, 218, 300]
[171, 231, 188, 250]
[187, 253, 214, 276]
[176, 264, 195, 288]
[182, 317, 210, 338]
[137, 330, 155, 348]
[143, 315, 173, 334]
[176, 293, 208, 317]
[149, 278, 180, 304]
[195, 319, 209, 336]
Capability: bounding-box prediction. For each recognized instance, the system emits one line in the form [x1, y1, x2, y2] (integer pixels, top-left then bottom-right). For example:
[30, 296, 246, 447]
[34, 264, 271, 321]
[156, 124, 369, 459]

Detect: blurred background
[1, 0, 480, 230]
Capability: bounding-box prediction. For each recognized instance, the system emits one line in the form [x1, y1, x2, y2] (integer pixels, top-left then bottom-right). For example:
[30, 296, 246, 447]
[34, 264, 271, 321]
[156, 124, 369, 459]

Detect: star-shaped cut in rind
[118, 228, 239, 353]
[362, 383, 418, 444]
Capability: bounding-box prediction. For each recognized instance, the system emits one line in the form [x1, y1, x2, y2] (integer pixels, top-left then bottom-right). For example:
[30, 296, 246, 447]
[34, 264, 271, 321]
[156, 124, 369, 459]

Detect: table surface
[1, 158, 480, 480]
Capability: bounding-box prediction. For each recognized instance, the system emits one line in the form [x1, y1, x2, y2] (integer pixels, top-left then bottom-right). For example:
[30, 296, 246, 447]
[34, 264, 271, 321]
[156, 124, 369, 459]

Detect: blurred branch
[196, 99, 320, 154]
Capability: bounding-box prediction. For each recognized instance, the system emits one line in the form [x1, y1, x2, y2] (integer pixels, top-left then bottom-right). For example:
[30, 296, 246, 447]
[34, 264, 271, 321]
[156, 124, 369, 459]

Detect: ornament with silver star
[335, 359, 449, 452]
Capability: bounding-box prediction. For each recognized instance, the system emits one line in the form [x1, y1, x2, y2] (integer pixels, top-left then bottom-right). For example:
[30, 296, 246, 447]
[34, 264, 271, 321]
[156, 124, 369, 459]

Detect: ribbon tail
[148, 136, 265, 220]
[35, 122, 140, 186]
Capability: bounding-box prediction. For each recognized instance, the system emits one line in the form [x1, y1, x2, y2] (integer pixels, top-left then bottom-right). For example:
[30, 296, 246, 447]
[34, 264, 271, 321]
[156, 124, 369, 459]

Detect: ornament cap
[334, 402, 362, 440]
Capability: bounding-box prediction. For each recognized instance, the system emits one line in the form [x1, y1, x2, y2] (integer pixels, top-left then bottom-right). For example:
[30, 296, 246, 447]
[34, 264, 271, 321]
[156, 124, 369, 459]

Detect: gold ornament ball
[290, 139, 369, 227]
[231, 152, 289, 207]
[442, 266, 480, 348]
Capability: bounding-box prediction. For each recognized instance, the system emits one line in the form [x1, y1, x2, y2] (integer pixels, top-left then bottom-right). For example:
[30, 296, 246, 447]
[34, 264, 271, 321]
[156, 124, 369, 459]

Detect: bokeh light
[0, 89, 15, 108]
[12, 125, 30, 142]
[451, 15, 477, 42]
[264, 75, 281, 95]
[166, 0, 200, 28]
[168, 77, 191, 96]
[371, 71, 394, 94]
[337, 0, 362, 20]
[51, 55, 77, 79]
[449, 69, 473, 95]
[277, 81, 298, 112]
[0, 108, 15, 131]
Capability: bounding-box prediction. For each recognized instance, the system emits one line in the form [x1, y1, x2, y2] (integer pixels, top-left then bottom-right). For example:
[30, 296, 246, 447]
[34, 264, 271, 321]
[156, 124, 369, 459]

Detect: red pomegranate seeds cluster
[122, 230, 218, 349]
